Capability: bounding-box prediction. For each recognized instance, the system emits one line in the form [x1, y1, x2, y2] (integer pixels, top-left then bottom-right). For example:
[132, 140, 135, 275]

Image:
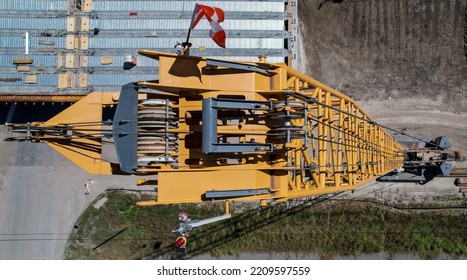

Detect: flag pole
[183, 2, 198, 55]
[185, 26, 193, 44]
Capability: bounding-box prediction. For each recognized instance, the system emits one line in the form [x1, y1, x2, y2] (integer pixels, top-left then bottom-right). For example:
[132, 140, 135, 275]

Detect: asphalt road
[0, 126, 135, 259]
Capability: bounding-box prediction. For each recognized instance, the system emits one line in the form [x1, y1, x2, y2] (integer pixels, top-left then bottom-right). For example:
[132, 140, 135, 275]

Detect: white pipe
[171, 214, 232, 236]
[25, 32, 29, 55]
[190, 214, 232, 228]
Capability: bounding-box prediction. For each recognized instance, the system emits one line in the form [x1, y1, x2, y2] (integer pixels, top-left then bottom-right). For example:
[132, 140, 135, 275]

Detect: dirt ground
[298, 0, 466, 114]
[298, 0, 467, 203]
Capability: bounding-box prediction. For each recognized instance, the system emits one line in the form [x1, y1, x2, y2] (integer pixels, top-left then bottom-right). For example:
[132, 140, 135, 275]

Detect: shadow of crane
[140, 192, 342, 260]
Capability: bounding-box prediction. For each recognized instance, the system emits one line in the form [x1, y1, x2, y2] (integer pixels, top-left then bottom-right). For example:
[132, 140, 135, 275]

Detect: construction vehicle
[4, 48, 461, 248]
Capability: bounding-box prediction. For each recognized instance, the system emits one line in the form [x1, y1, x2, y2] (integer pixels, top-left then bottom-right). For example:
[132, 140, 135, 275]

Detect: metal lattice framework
[273, 65, 404, 199]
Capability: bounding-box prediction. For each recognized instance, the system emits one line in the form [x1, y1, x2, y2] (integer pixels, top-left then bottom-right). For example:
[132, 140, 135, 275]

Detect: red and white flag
[189, 3, 226, 48]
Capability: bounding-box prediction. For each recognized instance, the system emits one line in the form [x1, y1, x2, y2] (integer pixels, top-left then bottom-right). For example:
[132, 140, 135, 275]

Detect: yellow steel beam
[40, 92, 117, 174]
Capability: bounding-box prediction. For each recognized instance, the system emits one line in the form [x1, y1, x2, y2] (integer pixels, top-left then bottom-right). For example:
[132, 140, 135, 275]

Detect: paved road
[0, 126, 136, 259]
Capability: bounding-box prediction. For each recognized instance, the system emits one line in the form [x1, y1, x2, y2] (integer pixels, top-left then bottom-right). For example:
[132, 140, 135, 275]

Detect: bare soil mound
[299, 0, 465, 113]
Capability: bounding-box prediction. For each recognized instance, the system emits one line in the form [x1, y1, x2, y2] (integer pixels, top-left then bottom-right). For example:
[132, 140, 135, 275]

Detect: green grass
[64, 192, 467, 259]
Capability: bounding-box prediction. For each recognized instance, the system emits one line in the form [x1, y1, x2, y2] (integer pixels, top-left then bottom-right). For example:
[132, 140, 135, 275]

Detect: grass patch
[65, 193, 467, 259]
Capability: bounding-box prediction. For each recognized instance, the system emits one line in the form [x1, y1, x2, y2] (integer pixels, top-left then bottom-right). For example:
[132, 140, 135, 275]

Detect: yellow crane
[5, 50, 458, 208]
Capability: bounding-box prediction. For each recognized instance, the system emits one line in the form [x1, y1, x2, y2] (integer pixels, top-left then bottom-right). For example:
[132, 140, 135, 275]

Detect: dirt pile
[298, 0, 466, 113]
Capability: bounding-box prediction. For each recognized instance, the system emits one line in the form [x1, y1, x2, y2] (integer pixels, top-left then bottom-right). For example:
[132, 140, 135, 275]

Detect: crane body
[5, 50, 458, 208]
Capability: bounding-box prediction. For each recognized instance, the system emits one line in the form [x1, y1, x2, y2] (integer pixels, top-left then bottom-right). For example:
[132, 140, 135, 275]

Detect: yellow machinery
[5, 50, 458, 208]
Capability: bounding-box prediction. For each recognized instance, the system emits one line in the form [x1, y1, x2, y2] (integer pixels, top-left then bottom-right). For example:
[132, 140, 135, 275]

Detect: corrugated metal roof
[0, 74, 57, 86]
[35, 74, 58, 86]
[93, 1, 285, 12]
[0, 55, 58, 67]
[0, 36, 64, 49]
[0, 0, 289, 94]
[0, 85, 57, 94]
[88, 56, 159, 67]
[0, 0, 67, 11]
[0, 74, 23, 86]
[0, 18, 65, 30]
[89, 74, 157, 85]
[91, 19, 284, 30]
[89, 37, 283, 49]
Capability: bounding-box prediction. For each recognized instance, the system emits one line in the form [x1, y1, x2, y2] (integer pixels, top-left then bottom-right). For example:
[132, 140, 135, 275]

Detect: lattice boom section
[284, 83, 404, 198]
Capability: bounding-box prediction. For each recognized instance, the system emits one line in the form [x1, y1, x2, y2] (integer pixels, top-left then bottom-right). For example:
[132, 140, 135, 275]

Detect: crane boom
[6, 50, 458, 207]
